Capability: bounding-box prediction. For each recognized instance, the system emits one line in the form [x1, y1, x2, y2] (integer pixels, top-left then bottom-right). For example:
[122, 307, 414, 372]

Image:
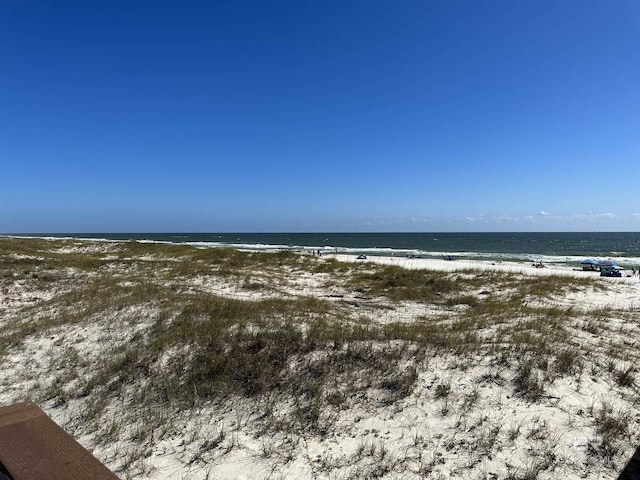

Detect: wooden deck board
[0, 402, 118, 480]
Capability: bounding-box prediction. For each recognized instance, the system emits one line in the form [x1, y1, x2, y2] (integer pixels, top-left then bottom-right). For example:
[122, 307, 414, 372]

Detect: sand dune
[1, 238, 638, 479]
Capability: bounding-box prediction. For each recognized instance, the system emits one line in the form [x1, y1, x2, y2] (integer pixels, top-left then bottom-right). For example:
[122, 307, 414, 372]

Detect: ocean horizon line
[4, 232, 640, 266]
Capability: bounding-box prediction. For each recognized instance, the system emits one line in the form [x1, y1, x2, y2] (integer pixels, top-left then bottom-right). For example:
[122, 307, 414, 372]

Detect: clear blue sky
[1, 1, 639, 232]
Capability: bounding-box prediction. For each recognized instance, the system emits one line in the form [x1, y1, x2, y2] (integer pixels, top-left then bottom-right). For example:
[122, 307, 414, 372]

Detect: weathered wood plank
[0, 403, 45, 428]
[0, 402, 118, 480]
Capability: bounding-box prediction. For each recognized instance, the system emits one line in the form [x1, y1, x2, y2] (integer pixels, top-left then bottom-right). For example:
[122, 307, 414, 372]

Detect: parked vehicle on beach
[600, 266, 622, 277]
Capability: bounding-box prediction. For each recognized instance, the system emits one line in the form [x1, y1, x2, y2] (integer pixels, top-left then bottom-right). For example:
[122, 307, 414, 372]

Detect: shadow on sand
[618, 446, 640, 480]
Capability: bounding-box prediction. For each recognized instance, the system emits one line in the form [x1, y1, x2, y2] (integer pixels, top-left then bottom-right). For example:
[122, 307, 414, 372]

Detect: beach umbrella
[596, 260, 614, 267]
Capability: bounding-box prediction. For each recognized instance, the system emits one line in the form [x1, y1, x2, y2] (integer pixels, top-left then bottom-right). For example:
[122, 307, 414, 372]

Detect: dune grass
[1, 237, 638, 478]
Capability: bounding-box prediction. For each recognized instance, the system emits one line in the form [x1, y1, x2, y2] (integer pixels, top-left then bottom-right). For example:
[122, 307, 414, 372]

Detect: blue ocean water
[13, 232, 640, 266]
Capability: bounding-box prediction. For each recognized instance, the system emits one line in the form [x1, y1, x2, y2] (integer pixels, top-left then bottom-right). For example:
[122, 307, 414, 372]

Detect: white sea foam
[5, 234, 640, 267]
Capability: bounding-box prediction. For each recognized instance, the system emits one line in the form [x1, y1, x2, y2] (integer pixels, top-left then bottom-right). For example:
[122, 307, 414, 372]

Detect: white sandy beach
[1, 239, 639, 480]
[332, 252, 633, 277]
[331, 253, 640, 307]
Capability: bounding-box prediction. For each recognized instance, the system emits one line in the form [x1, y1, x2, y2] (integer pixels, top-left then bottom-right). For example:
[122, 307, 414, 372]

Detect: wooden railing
[0, 402, 118, 480]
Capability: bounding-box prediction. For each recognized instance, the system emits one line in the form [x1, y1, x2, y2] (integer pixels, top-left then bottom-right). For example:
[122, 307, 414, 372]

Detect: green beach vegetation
[0, 237, 638, 479]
